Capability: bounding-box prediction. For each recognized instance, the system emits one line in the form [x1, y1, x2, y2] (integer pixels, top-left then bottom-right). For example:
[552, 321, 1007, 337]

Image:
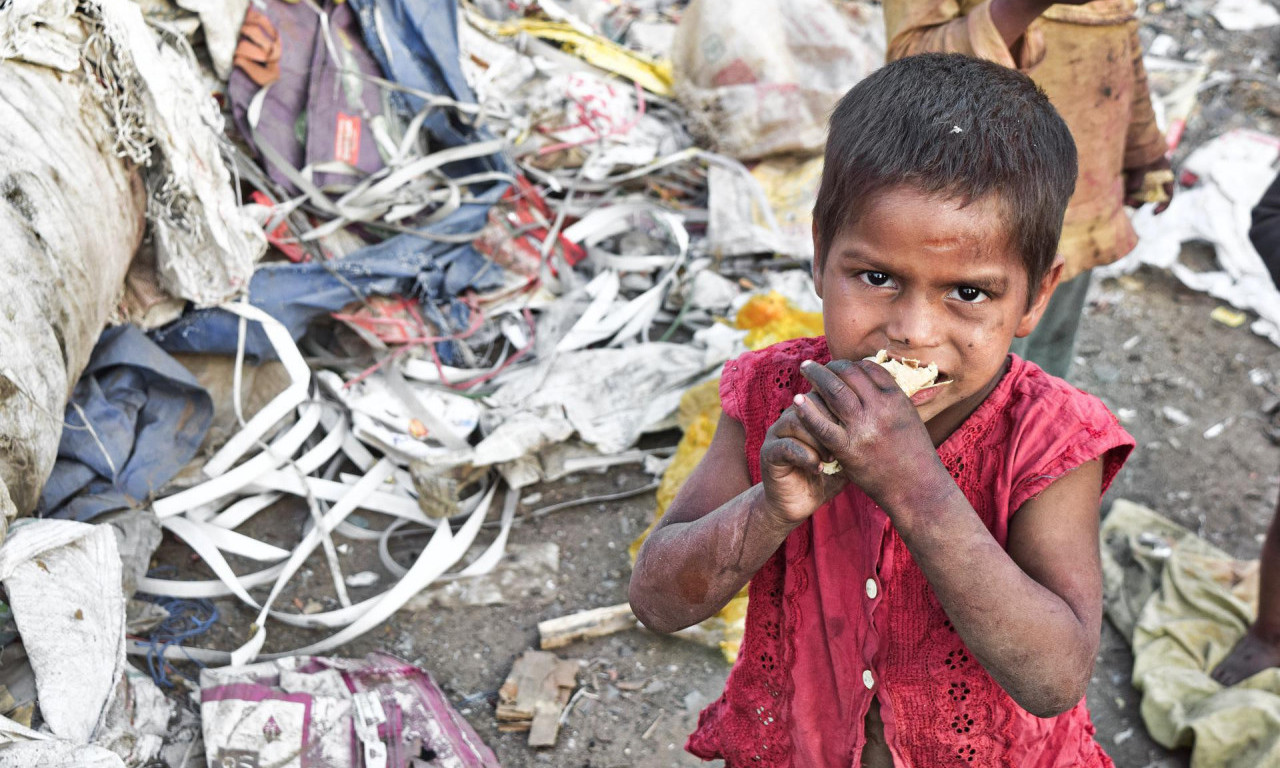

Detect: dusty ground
[152, 262, 1280, 768]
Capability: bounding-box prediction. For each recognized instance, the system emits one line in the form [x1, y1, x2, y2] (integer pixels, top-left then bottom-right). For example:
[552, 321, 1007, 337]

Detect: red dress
[687, 337, 1134, 768]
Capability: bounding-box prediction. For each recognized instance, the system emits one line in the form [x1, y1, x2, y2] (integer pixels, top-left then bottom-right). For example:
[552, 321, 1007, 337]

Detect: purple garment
[229, 0, 387, 195]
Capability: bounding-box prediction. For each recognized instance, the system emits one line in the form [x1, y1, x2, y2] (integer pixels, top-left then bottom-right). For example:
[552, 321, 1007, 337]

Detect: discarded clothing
[229, 0, 389, 193]
[151, 193, 507, 360]
[1101, 499, 1280, 767]
[37, 326, 212, 522]
[232, 6, 281, 86]
[349, 0, 509, 178]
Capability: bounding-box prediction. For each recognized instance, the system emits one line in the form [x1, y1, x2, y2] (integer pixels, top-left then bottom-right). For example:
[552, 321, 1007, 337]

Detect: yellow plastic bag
[734, 290, 825, 350]
[630, 293, 822, 662]
[468, 16, 673, 96]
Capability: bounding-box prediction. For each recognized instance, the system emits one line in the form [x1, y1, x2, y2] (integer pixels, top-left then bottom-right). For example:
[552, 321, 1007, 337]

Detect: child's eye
[859, 271, 896, 288]
[949, 286, 989, 303]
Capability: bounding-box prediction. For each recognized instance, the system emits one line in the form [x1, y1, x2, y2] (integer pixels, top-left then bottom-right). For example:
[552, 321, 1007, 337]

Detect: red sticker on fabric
[334, 113, 361, 166]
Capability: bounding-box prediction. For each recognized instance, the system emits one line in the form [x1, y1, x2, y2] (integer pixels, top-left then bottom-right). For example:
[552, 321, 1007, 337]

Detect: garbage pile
[0, 0, 1276, 763]
[0, 0, 884, 762]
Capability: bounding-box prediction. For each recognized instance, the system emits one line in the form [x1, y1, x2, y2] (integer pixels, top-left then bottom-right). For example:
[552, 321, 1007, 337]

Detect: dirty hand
[759, 401, 850, 527]
[791, 359, 944, 509]
[1124, 155, 1175, 214]
[1210, 627, 1280, 687]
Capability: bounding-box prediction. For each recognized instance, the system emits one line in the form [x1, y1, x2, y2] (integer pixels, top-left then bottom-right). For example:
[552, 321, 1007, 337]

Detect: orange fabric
[688, 337, 1134, 767]
[233, 7, 283, 87]
[884, 0, 1167, 281]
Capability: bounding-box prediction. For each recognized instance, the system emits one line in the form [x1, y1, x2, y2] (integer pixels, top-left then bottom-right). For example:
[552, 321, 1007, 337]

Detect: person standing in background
[1212, 169, 1280, 686]
[884, 0, 1174, 378]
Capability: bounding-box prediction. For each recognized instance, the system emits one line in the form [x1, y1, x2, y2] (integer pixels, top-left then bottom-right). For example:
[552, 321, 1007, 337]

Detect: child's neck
[924, 357, 1011, 447]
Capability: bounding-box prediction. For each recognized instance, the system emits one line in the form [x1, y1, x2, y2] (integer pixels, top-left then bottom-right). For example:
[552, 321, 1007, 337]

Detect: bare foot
[1211, 629, 1280, 687]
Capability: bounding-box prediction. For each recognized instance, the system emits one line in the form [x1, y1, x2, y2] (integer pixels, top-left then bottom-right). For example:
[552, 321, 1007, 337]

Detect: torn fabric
[37, 325, 212, 522]
[150, 191, 507, 360]
[1101, 499, 1280, 767]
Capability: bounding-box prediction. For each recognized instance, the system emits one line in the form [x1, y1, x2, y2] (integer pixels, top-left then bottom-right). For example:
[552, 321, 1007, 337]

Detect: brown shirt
[884, 0, 1168, 281]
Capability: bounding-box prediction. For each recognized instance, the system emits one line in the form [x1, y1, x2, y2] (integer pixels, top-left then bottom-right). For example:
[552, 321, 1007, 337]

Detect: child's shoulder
[720, 336, 829, 423]
[1002, 355, 1121, 433]
[728, 336, 831, 373]
[1000, 355, 1135, 504]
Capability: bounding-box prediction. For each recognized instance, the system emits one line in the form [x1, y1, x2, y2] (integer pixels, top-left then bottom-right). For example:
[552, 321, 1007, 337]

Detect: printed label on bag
[213, 749, 260, 768]
[334, 113, 362, 166]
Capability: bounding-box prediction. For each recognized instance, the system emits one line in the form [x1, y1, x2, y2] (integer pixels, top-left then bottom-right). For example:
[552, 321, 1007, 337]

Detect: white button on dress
[863, 670, 874, 689]
[865, 578, 878, 599]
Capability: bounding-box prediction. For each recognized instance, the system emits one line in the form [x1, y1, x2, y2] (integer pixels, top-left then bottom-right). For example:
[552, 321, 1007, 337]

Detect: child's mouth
[910, 378, 949, 406]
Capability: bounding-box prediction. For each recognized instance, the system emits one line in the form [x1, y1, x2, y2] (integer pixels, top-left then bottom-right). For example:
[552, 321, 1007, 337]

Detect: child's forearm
[989, 0, 1052, 48]
[882, 469, 1100, 718]
[630, 485, 797, 634]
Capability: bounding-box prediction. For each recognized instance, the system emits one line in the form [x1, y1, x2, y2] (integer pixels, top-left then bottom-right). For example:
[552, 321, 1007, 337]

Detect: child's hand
[759, 403, 849, 527]
[1124, 156, 1175, 214]
[792, 358, 942, 509]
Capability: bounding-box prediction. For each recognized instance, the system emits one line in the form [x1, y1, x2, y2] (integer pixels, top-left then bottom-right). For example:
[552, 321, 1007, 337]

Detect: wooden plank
[527, 700, 563, 747]
[496, 650, 581, 748]
[537, 603, 638, 650]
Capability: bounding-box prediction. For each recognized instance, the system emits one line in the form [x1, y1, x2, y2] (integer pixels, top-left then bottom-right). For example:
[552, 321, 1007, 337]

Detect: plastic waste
[200, 653, 500, 768]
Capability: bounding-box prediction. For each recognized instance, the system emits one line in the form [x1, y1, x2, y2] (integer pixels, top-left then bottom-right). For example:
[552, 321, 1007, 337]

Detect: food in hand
[1136, 169, 1174, 204]
[865, 349, 947, 397]
[813, 351, 948, 476]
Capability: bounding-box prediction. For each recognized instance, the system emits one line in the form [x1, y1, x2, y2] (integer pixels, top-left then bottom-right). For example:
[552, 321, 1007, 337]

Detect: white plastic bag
[671, 0, 884, 160]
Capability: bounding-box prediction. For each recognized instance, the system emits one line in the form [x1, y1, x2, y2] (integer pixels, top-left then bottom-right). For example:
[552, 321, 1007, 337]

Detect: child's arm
[1121, 24, 1173, 211]
[1248, 172, 1280, 286]
[1212, 498, 1280, 686]
[629, 407, 846, 634]
[793, 359, 1106, 718]
[883, 0, 1087, 68]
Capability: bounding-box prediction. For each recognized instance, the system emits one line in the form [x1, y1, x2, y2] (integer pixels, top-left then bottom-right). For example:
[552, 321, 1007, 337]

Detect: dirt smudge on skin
[677, 561, 711, 605]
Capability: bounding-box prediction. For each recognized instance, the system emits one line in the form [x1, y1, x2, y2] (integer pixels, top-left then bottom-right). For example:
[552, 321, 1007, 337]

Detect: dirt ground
[153, 262, 1280, 768]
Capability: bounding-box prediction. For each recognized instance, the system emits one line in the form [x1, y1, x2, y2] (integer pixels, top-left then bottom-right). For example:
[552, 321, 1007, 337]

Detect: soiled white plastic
[1101, 129, 1280, 348]
[0, 520, 125, 744]
[671, 0, 884, 160]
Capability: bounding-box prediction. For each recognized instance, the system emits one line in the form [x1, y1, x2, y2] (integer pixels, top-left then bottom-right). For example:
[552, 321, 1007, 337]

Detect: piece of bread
[864, 349, 942, 397]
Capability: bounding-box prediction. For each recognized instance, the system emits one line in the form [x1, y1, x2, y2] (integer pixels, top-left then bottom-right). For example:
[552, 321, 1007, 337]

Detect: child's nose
[885, 294, 942, 349]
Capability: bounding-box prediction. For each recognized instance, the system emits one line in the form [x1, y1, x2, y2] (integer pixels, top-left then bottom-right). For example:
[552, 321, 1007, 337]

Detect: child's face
[812, 185, 1060, 427]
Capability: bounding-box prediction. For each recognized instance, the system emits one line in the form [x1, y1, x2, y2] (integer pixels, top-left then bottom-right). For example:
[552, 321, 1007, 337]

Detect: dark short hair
[814, 53, 1078, 297]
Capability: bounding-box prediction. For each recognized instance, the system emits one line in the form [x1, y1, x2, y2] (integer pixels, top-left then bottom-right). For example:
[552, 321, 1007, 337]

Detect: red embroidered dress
[687, 337, 1134, 768]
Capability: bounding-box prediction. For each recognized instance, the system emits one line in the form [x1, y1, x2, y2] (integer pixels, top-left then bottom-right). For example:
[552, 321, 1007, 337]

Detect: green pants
[1009, 270, 1091, 381]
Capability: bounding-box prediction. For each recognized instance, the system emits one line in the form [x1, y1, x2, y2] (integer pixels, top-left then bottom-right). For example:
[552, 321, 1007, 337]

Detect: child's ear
[811, 221, 825, 299]
[1015, 256, 1065, 338]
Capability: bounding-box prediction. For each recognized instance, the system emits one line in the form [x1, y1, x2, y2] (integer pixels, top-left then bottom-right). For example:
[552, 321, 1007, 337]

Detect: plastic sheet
[201, 653, 500, 768]
[1100, 130, 1280, 348]
[671, 0, 883, 159]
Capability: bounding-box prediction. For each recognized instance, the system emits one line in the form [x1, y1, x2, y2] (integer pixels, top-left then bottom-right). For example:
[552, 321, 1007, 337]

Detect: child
[883, 0, 1173, 379]
[630, 54, 1134, 767]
